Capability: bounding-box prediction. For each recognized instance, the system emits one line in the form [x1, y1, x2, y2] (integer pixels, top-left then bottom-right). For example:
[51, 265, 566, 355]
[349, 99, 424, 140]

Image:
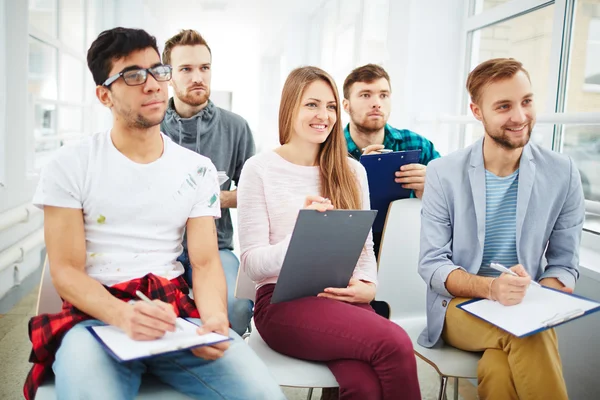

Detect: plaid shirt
[24, 274, 199, 400]
[344, 123, 441, 165]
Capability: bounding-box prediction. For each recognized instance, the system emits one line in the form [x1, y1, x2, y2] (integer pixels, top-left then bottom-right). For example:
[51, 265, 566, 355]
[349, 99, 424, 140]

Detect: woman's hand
[303, 195, 334, 212]
[317, 278, 376, 303]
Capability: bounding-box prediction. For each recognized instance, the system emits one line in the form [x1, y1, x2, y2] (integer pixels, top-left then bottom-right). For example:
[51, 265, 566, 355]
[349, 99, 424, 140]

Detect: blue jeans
[179, 249, 253, 336]
[52, 319, 285, 400]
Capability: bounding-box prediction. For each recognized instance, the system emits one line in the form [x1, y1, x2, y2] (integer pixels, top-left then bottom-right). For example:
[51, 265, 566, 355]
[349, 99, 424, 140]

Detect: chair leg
[438, 376, 449, 400]
[306, 387, 314, 400]
[453, 377, 459, 400]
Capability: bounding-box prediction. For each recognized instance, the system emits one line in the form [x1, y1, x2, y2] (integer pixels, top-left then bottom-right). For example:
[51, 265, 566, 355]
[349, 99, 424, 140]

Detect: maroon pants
[254, 284, 421, 400]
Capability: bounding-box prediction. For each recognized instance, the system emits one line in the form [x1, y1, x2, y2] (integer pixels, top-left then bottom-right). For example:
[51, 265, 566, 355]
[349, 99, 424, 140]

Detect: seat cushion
[248, 327, 339, 388]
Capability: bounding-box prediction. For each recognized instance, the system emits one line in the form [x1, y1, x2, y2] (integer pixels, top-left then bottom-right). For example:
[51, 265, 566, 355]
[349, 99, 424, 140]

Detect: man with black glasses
[24, 27, 284, 400]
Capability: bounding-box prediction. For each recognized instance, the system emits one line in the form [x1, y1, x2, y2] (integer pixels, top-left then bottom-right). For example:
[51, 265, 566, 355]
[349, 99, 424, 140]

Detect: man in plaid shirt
[342, 64, 441, 258]
[24, 27, 284, 400]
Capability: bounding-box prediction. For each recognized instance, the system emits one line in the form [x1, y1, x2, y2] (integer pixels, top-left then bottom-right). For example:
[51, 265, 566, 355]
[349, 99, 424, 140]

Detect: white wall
[0, 0, 45, 300]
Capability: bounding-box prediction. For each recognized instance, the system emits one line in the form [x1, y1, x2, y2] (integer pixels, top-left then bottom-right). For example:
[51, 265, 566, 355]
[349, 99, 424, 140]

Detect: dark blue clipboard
[87, 318, 232, 362]
[359, 149, 422, 233]
[457, 287, 600, 338]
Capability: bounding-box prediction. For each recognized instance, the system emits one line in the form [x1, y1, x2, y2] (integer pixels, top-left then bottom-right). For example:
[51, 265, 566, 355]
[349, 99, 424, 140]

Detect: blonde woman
[238, 66, 421, 400]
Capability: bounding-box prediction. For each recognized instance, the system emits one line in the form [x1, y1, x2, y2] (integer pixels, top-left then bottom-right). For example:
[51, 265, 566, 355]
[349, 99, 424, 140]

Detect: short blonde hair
[162, 29, 211, 65]
[466, 58, 531, 104]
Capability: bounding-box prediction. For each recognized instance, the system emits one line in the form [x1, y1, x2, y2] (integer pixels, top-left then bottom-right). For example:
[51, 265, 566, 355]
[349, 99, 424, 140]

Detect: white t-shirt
[33, 130, 221, 287]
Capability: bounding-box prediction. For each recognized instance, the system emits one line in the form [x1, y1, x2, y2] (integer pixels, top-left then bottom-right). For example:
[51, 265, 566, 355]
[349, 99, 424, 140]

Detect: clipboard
[271, 209, 377, 304]
[457, 285, 600, 338]
[87, 318, 232, 362]
[359, 150, 422, 233]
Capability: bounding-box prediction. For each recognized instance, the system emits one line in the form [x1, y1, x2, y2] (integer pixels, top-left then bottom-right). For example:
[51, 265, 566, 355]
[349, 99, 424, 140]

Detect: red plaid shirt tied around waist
[24, 273, 199, 400]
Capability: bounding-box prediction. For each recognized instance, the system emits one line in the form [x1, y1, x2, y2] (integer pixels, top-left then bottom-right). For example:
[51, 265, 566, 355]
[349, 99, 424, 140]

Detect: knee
[379, 324, 414, 360]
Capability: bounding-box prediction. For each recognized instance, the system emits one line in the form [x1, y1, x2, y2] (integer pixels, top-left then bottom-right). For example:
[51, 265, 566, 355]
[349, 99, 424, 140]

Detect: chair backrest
[375, 198, 427, 320]
[36, 257, 63, 315]
[234, 261, 257, 302]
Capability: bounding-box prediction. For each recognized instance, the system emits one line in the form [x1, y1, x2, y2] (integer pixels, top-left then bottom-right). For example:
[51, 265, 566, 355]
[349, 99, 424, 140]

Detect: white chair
[376, 198, 481, 400]
[234, 265, 339, 400]
[34, 258, 193, 400]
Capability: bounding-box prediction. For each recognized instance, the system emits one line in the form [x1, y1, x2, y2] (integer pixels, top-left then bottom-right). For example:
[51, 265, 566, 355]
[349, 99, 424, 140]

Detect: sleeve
[237, 159, 292, 283]
[232, 122, 256, 186]
[421, 138, 441, 165]
[351, 162, 378, 285]
[418, 162, 465, 297]
[32, 146, 84, 209]
[539, 157, 585, 288]
[189, 162, 222, 219]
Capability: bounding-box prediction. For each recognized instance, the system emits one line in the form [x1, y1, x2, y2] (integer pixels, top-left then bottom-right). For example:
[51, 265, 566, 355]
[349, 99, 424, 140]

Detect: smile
[505, 124, 527, 132]
[310, 124, 327, 131]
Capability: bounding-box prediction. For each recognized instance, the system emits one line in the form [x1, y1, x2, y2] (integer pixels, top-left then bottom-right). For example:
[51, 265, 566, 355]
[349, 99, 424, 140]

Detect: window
[28, 0, 99, 170]
[561, 125, 600, 202]
[472, 0, 513, 15]
[563, 1, 600, 207]
[465, 4, 556, 147]
[28, 37, 58, 100]
[59, 0, 84, 53]
[28, 0, 57, 38]
[583, 19, 600, 92]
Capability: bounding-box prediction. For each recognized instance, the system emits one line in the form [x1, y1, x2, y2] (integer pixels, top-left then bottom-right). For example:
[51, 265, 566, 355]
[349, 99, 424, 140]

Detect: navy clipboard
[457, 286, 600, 338]
[87, 318, 232, 362]
[271, 209, 377, 304]
[359, 149, 422, 233]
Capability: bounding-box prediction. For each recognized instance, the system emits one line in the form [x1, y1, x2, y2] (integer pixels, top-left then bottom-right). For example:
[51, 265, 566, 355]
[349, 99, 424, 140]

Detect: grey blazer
[418, 138, 585, 348]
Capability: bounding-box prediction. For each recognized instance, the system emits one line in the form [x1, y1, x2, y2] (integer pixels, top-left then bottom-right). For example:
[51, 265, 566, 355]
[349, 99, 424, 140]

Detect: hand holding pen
[116, 290, 180, 341]
[304, 195, 334, 212]
[487, 263, 533, 306]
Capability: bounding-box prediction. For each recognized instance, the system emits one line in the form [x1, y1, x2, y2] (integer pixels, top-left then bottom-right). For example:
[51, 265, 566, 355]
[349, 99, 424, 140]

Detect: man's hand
[304, 195, 334, 212]
[192, 313, 231, 360]
[362, 144, 385, 155]
[540, 277, 573, 294]
[395, 163, 427, 198]
[490, 264, 532, 306]
[220, 190, 237, 208]
[118, 300, 177, 341]
[317, 278, 376, 304]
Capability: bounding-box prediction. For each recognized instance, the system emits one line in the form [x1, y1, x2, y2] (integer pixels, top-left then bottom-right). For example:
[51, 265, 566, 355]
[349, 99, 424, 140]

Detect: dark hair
[343, 64, 391, 99]
[87, 27, 160, 86]
[467, 58, 531, 104]
[163, 29, 212, 66]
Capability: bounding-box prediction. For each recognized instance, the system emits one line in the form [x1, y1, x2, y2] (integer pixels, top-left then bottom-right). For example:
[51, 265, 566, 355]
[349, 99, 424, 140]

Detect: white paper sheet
[460, 285, 600, 337]
[90, 318, 230, 361]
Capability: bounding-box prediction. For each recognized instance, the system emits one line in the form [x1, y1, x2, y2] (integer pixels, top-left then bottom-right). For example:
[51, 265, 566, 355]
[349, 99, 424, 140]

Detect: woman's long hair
[278, 66, 361, 210]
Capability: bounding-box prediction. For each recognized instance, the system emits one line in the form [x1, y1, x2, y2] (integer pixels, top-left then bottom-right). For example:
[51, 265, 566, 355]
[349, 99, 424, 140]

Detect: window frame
[27, 0, 92, 173]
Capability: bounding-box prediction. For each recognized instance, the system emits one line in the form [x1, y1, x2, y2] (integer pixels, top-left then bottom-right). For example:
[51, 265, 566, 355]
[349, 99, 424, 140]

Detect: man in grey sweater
[161, 30, 255, 336]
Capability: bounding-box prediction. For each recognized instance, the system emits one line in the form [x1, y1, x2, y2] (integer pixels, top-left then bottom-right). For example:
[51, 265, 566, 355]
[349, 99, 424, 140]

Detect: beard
[112, 97, 165, 129]
[483, 118, 533, 150]
[349, 105, 387, 134]
[172, 81, 210, 107]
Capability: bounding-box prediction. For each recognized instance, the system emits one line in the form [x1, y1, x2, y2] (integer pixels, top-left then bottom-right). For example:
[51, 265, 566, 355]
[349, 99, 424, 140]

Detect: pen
[135, 290, 184, 330]
[361, 147, 393, 154]
[489, 263, 541, 286]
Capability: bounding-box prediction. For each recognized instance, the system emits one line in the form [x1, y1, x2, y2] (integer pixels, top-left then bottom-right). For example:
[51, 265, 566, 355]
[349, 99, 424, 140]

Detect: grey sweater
[161, 99, 255, 250]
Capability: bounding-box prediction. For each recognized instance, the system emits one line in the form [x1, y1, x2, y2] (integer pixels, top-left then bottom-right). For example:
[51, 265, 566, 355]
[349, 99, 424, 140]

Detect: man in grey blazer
[419, 58, 585, 400]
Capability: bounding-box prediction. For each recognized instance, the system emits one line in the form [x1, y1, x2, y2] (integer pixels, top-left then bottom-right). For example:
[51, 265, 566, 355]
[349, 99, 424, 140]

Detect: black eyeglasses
[102, 64, 172, 87]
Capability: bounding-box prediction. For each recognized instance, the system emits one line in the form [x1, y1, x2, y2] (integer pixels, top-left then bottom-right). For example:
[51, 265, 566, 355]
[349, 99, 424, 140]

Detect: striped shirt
[478, 169, 520, 277]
